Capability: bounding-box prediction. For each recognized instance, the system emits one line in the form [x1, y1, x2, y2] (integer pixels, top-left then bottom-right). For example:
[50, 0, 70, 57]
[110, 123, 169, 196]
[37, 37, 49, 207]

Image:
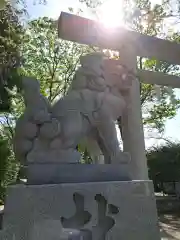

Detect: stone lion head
[80, 52, 133, 91]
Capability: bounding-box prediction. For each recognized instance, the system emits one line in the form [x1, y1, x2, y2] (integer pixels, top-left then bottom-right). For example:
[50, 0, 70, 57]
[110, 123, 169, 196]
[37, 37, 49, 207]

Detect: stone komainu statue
[13, 52, 133, 165]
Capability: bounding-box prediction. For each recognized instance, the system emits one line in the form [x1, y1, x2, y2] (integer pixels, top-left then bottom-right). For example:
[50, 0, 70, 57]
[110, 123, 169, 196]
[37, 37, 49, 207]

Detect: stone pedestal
[2, 181, 160, 239]
[26, 162, 131, 185]
[0, 226, 15, 240]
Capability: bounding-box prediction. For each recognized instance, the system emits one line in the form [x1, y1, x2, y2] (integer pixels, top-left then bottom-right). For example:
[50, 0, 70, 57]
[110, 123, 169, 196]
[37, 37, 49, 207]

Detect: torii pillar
[119, 48, 148, 180]
[58, 12, 149, 180]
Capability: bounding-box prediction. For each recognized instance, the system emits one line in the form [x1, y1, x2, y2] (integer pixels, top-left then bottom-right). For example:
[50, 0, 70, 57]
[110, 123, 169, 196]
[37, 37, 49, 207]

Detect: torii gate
[58, 12, 180, 180]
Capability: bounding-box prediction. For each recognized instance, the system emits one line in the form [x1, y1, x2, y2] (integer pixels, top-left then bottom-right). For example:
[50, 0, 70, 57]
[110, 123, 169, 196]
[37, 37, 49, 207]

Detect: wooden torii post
[58, 12, 180, 180]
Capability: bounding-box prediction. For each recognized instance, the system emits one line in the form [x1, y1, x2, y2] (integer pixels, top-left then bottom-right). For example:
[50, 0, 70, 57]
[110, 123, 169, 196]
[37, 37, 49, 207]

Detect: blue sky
[26, 0, 83, 19]
[26, 0, 180, 148]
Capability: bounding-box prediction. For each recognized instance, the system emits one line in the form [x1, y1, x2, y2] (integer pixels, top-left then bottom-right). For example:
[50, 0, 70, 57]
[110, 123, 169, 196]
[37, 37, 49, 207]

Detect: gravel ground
[160, 214, 180, 240]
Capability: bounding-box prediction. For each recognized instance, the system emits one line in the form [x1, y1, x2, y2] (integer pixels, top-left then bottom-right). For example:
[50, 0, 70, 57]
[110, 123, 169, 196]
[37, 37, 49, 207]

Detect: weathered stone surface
[29, 220, 82, 240]
[31, 137, 49, 151]
[50, 138, 62, 149]
[0, 228, 14, 240]
[30, 220, 62, 240]
[80, 53, 104, 77]
[26, 151, 131, 184]
[60, 228, 83, 240]
[3, 181, 160, 240]
[14, 53, 133, 167]
[26, 163, 131, 185]
[0, 224, 85, 240]
[26, 149, 80, 164]
[22, 77, 51, 123]
[18, 122, 38, 139]
[13, 77, 51, 164]
[111, 151, 131, 164]
[39, 118, 61, 139]
[13, 138, 33, 158]
[33, 110, 51, 124]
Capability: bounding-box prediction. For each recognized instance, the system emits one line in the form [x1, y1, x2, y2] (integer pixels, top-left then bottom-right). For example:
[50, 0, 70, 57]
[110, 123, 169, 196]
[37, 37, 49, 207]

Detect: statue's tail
[13, 77, 60, 164]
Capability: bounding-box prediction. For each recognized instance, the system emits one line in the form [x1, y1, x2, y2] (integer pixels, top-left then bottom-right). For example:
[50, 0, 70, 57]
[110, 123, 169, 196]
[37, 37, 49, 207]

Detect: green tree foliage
[147, 143, 180, 191]
[21, 17, 93, 102]
[0, 137, 10, 201]
[0, 3, 24, 112]
[124, 0, 180, 132]
[0, 1, 24, 202]
[0, 1, 47, 202]
[140, 56, 180, 132]
[0, 0, 7, 10]
[0, 136, 19, 201]
[0, 115, 20, 202]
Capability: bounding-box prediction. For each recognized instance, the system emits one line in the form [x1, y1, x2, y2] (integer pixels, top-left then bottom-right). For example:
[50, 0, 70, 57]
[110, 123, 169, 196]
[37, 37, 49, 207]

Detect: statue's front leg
[95, 112, 122, 164]
[60, 111, 89, 150]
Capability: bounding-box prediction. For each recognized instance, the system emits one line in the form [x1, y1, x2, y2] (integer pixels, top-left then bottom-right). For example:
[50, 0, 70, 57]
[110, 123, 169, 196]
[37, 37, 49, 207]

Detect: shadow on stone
[61, 193, 91, 229]
[92, 194, 118, 240]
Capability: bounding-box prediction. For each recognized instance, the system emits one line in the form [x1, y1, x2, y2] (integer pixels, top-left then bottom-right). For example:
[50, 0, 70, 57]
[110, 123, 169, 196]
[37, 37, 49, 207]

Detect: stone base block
[26, 163, 131, 185]
[2, 181, 160, 239]
[27, 148, 81, 164]
[0, 228, 14, 240]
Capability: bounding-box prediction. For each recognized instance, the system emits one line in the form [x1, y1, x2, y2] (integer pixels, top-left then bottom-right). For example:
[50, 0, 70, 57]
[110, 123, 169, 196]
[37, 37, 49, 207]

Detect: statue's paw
[49, 137, 62, 149]
[20, 121, 38, 139]
[39, 118, 61, 139]
[32, 137, 49, 151]
[14, 138, 33, 163]
[111, 151, 131, 164]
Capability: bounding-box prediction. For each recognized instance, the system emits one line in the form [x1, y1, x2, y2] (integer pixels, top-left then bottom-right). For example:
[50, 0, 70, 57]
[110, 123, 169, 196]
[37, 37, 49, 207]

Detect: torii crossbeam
[58, 12, 180, 180]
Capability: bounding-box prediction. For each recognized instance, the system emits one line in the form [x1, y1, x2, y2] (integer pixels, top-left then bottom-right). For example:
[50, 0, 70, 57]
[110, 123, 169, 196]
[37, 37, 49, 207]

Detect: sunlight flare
[98, 0, 124, 28]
